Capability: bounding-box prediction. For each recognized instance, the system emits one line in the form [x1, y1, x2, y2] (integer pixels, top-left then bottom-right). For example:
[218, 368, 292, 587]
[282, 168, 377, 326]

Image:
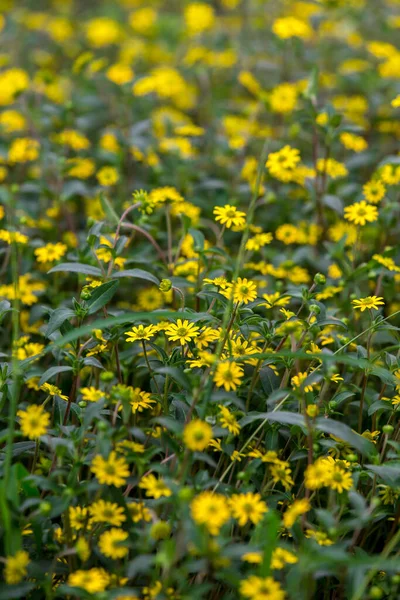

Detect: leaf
[240, 411, 306, 428]
[87, 280, 119, 314]
[39, 366, 73, 386]
[111, 269, 159, 285]
[100, 191, 119, 224]
[0, 584, 35, 599]
[188, 227, 205, 252]
[45, 307, 75, 337]
[154, 366, 191, 391]
[315, 418, 375, 456]
[365, 464, 400, 486]
[127, 555, 155, 578]
[259, 511, 280, 577]
[48, 262, 102, 277]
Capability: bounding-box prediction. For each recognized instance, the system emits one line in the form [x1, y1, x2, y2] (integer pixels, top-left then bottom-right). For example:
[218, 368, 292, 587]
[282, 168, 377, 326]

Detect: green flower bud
[97, 421, 108, 432]
[159, 278, 172, 292]
[178, 487, 194, 502]
[78, 401, 86, 408]
[382, 424, 394, 435]
[309, 304, 320, 315]
[100, 370, 114, 382]
[346, 453, 358, 462]
[314, 273, 326, 285]
[39, 501, 52, 516]
[80, 289, 91, 301]
[369, 586, 383, 599]
[150, 521, 171, 540]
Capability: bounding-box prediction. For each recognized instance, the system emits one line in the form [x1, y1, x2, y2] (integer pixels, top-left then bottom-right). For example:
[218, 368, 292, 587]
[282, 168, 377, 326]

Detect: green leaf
[45, 307, 75, 337]
[154, 366, 191, 391]
[48, 262, 102, 277]
[0, 584, 35, 599]
[100, 191, 119, 224]
[188, 227, 205, 252]
[240, 411, 306, 428]
[365, 463, 400, 486]
[39, 366, 73, 386]
[87, 280, 119, 314]
[111, 269, 159, 285]
[258, 511, 280, 577]
[315, 418, 375, 456]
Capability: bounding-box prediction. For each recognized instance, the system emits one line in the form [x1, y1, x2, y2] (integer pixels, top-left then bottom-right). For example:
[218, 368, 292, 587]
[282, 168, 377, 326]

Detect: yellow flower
[139, 474, 172, 499]
[79, 387, 104, 402]
[269, 83, 298, 114]
[125, 324, 157, 342]
[305, 457, 334, 490]
[8, 137, 39, 163]
[326, 466, 353, 494]
[69, 506, 90, 531]
[316, 158, 348, 179]
[55, 129, 90, 151]
[213, 204, 246, 229]
[98, 528, 128, 559]
[17, 405, 50, 439]
[352, 296, 384, 311]
[218, 405, 241, 435]
[271, 547, 298, 569]
[392, 94, 400, 108]
[0, 109, 26, 133]
[191, 491, 231, 535]
[106, 63, 134, 85]
[97, 166, 119, 186]
[34, 242, 67, 263]
[363, 180, 386, 204]
[232, 277, 257, 304]
[272, 16, 313, 40]
[4, 551, 29, 584]
[340, 132, 368, 153]
[183, 419, 213, 451]
[229, 493, 268, 526]
[40, 383, 68, 401]
[91, 452, 130, 488]
[86, 17, 120, 47]
[266, 145, 300, 181]
[165, 319, 200, 344]
[344, 201, 378, 226]
[291, 371, 315, 393]
[240, 576, 285, 600]
[184, 3, 215, 36]
[213, 362, 244, 392]
[68, 569, 109, 594]
[283, 498, 310, 528]
[269, 461, 294, 490]
[89, 500, 126, 526]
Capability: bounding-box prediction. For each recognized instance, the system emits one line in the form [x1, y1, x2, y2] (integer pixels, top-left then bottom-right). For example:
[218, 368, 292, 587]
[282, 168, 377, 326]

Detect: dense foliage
[1, 0, 400, 598]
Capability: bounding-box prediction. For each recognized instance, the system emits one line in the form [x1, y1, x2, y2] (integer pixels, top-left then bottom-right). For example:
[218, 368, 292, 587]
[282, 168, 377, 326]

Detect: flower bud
[100, 370, 114, 382]
[150, 521, 171, 540]
[382, 424, 394, 435]
[314, 273, 326, 285]
[159, 279, 172, 292]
